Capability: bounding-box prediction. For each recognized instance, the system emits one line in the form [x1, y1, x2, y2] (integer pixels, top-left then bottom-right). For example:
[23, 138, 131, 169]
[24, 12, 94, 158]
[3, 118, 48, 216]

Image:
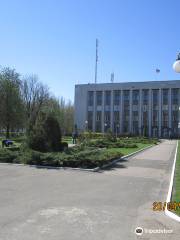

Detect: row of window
[89, 121, 180, 136]
[87, 111, 179, 124]
[88, 89, 180, 106]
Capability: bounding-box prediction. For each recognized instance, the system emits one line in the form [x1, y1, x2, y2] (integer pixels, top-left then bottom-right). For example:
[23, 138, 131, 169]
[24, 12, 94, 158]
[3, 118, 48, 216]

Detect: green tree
[45, 97, 74, 136]
[22, 74, 49, 133]
[64, 100, 74, 135]
[28, 111, 62, 152]
[0, 67, 24, 138]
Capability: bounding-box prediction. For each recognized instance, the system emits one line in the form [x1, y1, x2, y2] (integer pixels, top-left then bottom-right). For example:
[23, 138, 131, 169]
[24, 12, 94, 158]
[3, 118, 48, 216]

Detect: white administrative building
[74, 80, 180, 138]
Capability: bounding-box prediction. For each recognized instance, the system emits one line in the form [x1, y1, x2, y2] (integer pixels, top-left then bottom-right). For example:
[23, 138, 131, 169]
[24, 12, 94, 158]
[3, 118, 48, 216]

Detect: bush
[86, 139, 137, 148]
[78, 131, 104, 142]
[105, 129, 116, 142]
[11, 136, 26, 143]
[0, 149, 18, 163]
[7, 146, 20, 151]
[60, 142, 68, 151]
[27, 112, 62, 152]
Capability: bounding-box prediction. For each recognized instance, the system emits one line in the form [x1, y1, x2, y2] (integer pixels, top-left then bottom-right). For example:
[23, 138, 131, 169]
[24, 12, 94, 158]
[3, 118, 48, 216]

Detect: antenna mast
[95, 39, 98, 83]
[111, 72, 114, 83]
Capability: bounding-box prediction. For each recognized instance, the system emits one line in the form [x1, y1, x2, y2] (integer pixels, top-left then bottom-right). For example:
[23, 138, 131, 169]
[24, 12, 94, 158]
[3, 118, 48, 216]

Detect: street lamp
[116, 124, 119, 138]
[85, 120, 88, 131]
[173, 54, 180, 138]
[173, 53, 180, 73]
[104, 123, 107, 137]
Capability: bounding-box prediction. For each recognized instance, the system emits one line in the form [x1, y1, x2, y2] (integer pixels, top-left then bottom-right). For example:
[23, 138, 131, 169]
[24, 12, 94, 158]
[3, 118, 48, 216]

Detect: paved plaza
[0, 140, 179, 239]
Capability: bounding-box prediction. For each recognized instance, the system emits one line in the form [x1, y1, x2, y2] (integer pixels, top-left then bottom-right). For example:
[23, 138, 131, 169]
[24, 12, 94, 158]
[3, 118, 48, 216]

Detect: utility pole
[95, 38, 98, 84]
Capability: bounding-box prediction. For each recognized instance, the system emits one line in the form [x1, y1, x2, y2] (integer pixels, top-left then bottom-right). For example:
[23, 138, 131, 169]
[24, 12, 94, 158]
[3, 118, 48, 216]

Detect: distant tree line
[0, 66, 74, 138]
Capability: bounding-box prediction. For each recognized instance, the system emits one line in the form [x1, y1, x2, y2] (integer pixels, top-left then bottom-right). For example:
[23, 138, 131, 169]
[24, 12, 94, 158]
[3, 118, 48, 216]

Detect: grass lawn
[107, 143, 153, 156]
[172, 140, 180, 216]
[62, 136, 72, 144]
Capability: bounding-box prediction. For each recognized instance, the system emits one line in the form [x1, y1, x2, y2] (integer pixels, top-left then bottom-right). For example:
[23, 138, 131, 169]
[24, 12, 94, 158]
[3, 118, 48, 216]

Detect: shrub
[86, 139, 137, 148]
[27, 112, 62, 152]
[78, 131, 104, 142]
[60, 142, 68, 151]
[105, 129, 116, 142]
[7, 146, 20, 151]
[11, 136, 26, 143]
[15, 150, 41, 165]
[0, 149, 18, 163]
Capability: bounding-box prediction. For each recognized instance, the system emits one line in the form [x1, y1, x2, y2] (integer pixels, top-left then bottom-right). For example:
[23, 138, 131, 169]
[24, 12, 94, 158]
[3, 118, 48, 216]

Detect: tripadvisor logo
[135, 227, 143, 236]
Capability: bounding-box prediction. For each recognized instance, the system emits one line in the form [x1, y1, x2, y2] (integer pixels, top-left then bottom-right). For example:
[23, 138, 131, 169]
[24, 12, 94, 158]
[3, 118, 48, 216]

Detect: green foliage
[118, 137, 158, 145]
[0, 149, 18, 163]
[105, 129, 116, 142]
[0, 136, 158, 169]
[27, 112, 62, 152]
[85, 139, 137, 148]
[11, 135, 26, 143]
[78, 131, 104, 142]
[0, 67, 25, 138]
[0, 144, 123, 169]
[0, 70, 74, 140]
[7, 147, 20, 152]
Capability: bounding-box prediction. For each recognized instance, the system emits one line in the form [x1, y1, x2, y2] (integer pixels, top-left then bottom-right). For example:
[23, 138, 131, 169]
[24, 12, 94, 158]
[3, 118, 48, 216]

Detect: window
[143, 89, 149, 104]
[172, 111, 178, 122]
[87, 111, 93, 130]
[104, 112, 110, 122]
[114, 111, 119, 121]
[132, 111, 138, 121]
[162, 89, 168, 105]
[153, 111, 158, 124]
[114, 90, 121, 105]
[172, 88, 179, 104]
[96, 91, 102, 105]
[105, 91, 111, 105]
[96, 111, 101, 121]
[87, 91, 94, 106]
[153, 89, 159, 106]
[143, 112, 148, 126]
[132, 90, 139, 104]
[123, 90, 129, 101]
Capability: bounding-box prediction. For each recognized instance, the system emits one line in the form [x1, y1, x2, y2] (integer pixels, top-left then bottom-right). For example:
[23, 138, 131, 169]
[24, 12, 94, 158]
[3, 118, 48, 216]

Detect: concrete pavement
[0, 140, 179, 239]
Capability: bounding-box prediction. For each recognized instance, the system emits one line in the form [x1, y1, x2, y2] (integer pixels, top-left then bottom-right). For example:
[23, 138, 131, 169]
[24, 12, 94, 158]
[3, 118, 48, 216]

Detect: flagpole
[95, 39, 98, 84]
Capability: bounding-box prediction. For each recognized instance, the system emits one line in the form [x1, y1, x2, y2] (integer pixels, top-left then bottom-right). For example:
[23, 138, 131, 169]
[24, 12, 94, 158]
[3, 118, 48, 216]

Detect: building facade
[74, 80, 180, 138]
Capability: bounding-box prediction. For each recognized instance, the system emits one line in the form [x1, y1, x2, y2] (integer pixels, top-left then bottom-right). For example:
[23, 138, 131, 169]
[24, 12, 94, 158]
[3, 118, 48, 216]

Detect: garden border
[0, 144, 156, 172]
[92, 143, 155, 171]
[165, 140, 180, 222]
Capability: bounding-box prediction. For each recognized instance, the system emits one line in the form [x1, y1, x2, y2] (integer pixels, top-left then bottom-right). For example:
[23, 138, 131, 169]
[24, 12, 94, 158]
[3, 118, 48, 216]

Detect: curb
[0, 144, 156, 173]
[165, 140, 180, 222]
[93, 144, 155, 172]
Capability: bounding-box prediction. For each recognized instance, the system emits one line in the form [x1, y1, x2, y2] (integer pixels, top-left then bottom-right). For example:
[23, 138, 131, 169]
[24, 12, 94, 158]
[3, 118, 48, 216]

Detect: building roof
[75, 80, 180, 90]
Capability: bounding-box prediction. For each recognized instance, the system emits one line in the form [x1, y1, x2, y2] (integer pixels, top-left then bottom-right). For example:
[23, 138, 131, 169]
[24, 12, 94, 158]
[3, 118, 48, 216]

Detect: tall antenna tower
[111, 72, 114, 83]
[95, 38, 98, 84]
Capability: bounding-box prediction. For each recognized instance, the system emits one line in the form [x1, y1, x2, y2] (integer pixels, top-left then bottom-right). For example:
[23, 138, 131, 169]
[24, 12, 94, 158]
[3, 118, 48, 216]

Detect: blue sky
[0, 0, 180, 101]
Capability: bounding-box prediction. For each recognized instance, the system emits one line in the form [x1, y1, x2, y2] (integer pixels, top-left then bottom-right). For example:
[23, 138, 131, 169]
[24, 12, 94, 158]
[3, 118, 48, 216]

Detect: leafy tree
[0, 67, 74, 139]
[45, 97, 74, 135]
[21, 74, 49, 133]
[0, 67, 24, 138]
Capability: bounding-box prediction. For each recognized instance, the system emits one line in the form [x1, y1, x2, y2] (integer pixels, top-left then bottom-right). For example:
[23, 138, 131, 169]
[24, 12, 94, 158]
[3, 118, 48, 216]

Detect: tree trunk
[6, 124, 10, 139]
